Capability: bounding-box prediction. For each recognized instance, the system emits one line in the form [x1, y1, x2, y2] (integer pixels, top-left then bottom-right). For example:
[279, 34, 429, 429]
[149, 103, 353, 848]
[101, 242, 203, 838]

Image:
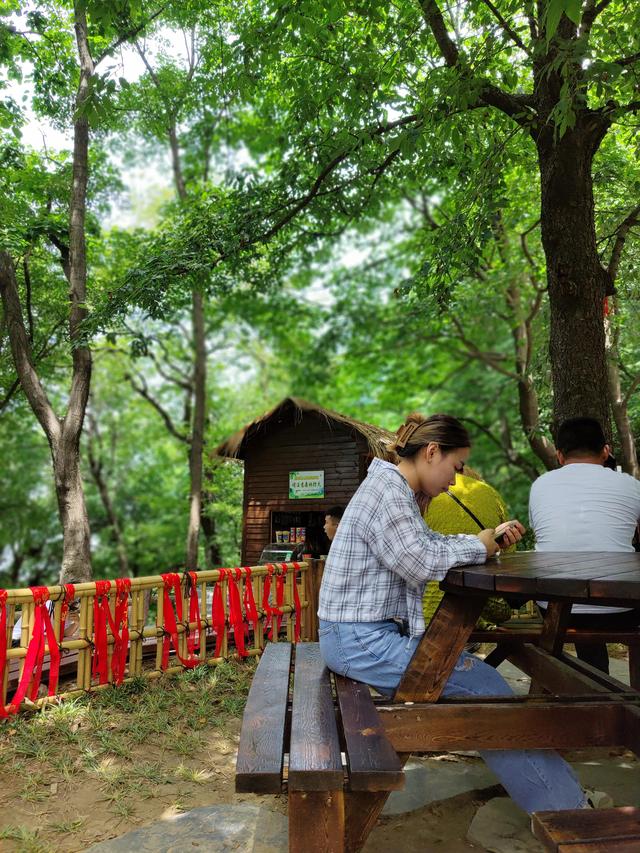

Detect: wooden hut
[216, 398, 396, 565]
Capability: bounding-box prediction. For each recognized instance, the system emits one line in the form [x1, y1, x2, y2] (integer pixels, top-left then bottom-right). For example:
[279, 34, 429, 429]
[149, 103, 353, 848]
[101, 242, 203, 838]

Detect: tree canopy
[1, 0, 638, 585]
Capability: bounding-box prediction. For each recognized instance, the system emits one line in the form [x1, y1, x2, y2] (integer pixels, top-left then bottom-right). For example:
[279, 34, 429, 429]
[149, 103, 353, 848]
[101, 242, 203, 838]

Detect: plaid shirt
[318, 458, 488, 637]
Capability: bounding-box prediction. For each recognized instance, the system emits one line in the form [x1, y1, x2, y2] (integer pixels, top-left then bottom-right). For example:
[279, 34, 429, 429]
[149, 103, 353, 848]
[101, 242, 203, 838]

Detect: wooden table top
[441, 551, 640, 608]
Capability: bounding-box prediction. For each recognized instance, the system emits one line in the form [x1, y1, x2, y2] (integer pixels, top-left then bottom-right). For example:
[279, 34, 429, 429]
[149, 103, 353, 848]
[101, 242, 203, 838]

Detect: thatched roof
[216, 397, 397, 460]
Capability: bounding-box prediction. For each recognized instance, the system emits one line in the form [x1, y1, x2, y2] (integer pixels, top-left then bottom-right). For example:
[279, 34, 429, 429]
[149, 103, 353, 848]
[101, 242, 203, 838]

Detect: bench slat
[288, 643, 343, 791]
[335, 675, 404, 792]
[532, 808, 640, 852]
[235, 642, 292, 793]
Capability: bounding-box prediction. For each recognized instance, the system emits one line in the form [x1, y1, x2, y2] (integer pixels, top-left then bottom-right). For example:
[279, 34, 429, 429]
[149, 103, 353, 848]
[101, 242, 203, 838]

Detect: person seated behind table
[529, 416, 640, 674]
[423, 469, 515, 629]
[323, 506, 344, 543]
[319, 411, 592, 815]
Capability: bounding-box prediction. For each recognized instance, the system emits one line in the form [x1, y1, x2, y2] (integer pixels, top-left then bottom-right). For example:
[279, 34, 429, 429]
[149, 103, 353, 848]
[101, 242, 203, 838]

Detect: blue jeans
[319, 619, 587, 814]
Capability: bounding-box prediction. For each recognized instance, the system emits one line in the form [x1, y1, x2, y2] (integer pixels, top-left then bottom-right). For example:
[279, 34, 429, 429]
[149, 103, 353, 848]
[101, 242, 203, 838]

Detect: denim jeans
[319, 619, 587, 814]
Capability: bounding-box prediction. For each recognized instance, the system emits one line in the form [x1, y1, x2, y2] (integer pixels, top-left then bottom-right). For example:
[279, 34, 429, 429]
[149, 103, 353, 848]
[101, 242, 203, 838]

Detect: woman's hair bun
[391, 413, 471, 457]
[403, 412, 427, 426]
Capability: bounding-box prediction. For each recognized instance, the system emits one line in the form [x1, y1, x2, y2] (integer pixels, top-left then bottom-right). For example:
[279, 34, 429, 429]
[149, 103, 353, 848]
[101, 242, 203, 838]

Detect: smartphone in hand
[494, 521, 518, 547]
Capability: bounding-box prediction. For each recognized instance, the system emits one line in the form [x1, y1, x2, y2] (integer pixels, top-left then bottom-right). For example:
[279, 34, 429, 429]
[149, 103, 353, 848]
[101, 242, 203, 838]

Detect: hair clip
[395, 421, 420, 448]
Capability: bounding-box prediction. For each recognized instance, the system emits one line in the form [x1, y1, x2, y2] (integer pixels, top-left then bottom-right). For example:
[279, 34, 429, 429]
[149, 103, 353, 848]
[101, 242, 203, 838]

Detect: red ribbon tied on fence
[10, 586, 60, 711]
[58, 584, 75, 646]
[262, 564, 277, 640]
[107, 578, 130, 685]
[47, 583, 76, 696]
[228, 569, 247, 658]
[211, 568, 227, 658]
[0, 590, 8, 718]
[274, 564, 287, 635]
[186, 572, 202, 658]
[92, 580, 112, 685]
[242, 567, 259, 640]
[289, 562, 303, 643]
[161, 573, 200, 670]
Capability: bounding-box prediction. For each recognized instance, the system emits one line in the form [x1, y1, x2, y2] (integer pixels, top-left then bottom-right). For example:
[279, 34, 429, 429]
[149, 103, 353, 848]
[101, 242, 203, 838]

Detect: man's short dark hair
[556, 417, 606, 457]
[326, 506, 344, 520]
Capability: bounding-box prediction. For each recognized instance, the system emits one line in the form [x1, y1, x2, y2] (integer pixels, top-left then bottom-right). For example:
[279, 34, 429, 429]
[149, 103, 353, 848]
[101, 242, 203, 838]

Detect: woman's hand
[495, 519, 526, 548]
[477, 520, 526, 558]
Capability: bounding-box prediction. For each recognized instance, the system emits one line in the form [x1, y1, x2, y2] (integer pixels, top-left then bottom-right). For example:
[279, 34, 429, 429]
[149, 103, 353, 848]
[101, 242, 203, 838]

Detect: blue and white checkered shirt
[318, 458, 488, 637]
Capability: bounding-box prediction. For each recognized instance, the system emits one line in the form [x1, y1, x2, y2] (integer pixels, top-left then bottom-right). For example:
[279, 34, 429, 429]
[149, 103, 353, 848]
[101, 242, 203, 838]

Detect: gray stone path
[85, 804, 287, 853]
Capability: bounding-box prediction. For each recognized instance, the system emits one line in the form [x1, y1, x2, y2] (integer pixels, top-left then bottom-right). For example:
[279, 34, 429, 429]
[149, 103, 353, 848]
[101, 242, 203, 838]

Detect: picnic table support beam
[378, 701, 626, 752]
[530, 601, 572, 694]
[506, 644, 611, 696]
[395, 593, 486, 702]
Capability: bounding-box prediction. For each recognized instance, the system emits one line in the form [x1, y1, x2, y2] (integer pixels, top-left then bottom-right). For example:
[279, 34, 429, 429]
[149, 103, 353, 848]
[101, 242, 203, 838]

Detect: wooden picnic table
[237, 552, 640, 852]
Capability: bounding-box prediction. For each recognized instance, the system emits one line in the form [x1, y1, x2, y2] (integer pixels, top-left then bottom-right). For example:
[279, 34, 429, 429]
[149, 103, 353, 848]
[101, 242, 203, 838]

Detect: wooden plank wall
[242, 416, 368, 564]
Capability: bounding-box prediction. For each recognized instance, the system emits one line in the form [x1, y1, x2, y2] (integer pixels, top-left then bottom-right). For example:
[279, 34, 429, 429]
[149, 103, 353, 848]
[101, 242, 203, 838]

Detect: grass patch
[0, 825, 52, 852]
[0, 658, 256, 839]
[48, 819, 85, 835]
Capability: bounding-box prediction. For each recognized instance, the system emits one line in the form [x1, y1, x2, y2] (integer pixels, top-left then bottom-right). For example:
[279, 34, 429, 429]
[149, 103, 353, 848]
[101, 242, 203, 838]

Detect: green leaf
[545, 0, 565, 40]
[564, 0, 582, 25]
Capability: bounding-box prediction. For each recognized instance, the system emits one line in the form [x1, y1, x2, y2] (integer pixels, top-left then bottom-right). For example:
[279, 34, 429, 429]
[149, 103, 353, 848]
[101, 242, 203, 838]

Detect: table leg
[395, 593, 486, 702]
[529, 601, 572, 694]
[289, 789, 345, 853]
[343, 754, 411, 853]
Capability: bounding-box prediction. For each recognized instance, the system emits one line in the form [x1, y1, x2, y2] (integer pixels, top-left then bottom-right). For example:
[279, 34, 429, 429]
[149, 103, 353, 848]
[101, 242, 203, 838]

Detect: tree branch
[263, 113, 422, 240]
[65, 4, 93, 442]
[609, 51, 640, 68]
[126, 371, 189, 444]
[459, 415, 541, 480]
[607, 203, 640, 281]
[609, 100, 640, 116]
[0, 251, 60, 443]
[0, 319, 66, 413]
[478, 0, 531, 54]
[449, 315, 523, 382]
[419, 0, 460, 66]
[22, 253, 34, 344]
[623, 372, 640, 408]
[579, 0, 614, 38]
[95, 4, 169, 67]
[419, 0, 535, 126]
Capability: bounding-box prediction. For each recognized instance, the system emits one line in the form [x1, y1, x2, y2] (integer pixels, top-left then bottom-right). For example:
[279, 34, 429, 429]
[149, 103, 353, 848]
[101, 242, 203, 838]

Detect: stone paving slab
[467, 797, 544, 853]
[383, 756, 498, 815]
[85, 804, 287, 853]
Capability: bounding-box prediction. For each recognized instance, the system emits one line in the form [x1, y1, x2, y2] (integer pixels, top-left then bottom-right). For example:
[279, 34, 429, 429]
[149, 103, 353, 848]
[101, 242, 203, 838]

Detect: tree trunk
[605, 307, 639, 477]
[608, 360, 639, 477]
[186, 288, 207, 569]
[52, 439, 92, 581]
[504, 278, 557, 472]
[168, 121, 209, 570]
[200, 507, 222, 568]
[0, 251, 93, 583]
[537, 121, 612, 438]
[86, 413, 130, 575]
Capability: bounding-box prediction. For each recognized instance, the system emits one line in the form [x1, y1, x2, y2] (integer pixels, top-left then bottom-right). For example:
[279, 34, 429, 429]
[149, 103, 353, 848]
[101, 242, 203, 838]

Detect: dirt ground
[0, 670, 498, 853]
[0, 647, 633, 853]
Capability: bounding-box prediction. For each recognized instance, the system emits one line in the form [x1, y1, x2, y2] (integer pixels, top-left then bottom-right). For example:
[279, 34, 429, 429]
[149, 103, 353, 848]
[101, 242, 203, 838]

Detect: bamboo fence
[0, 562, 312, 716]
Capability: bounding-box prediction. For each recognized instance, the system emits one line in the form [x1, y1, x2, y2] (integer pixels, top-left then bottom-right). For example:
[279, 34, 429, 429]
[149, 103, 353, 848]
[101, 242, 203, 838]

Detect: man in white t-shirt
[529, 417, 640, 674]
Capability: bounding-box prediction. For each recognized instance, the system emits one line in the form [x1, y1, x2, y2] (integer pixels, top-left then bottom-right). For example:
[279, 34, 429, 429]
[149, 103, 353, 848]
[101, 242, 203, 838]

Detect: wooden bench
[469, 626, 640, 688]
[532, 807, 640, 852]
[235, 642, 405, 852]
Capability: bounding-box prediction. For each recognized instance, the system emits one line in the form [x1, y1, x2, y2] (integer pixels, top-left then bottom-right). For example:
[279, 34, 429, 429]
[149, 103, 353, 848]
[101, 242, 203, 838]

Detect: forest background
[1, 0, 639, 586]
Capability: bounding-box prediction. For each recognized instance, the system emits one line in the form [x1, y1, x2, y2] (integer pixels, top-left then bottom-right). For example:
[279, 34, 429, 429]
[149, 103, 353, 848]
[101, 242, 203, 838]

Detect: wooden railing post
[304, 559, 325, 641]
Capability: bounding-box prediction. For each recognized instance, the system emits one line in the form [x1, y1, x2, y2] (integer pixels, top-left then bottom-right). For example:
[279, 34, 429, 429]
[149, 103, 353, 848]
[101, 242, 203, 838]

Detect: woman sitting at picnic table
[318, 412, 591, 814]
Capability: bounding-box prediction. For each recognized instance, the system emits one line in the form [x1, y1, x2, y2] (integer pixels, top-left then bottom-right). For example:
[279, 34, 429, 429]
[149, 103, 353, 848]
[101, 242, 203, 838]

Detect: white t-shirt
[529, 463, 640, 614]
